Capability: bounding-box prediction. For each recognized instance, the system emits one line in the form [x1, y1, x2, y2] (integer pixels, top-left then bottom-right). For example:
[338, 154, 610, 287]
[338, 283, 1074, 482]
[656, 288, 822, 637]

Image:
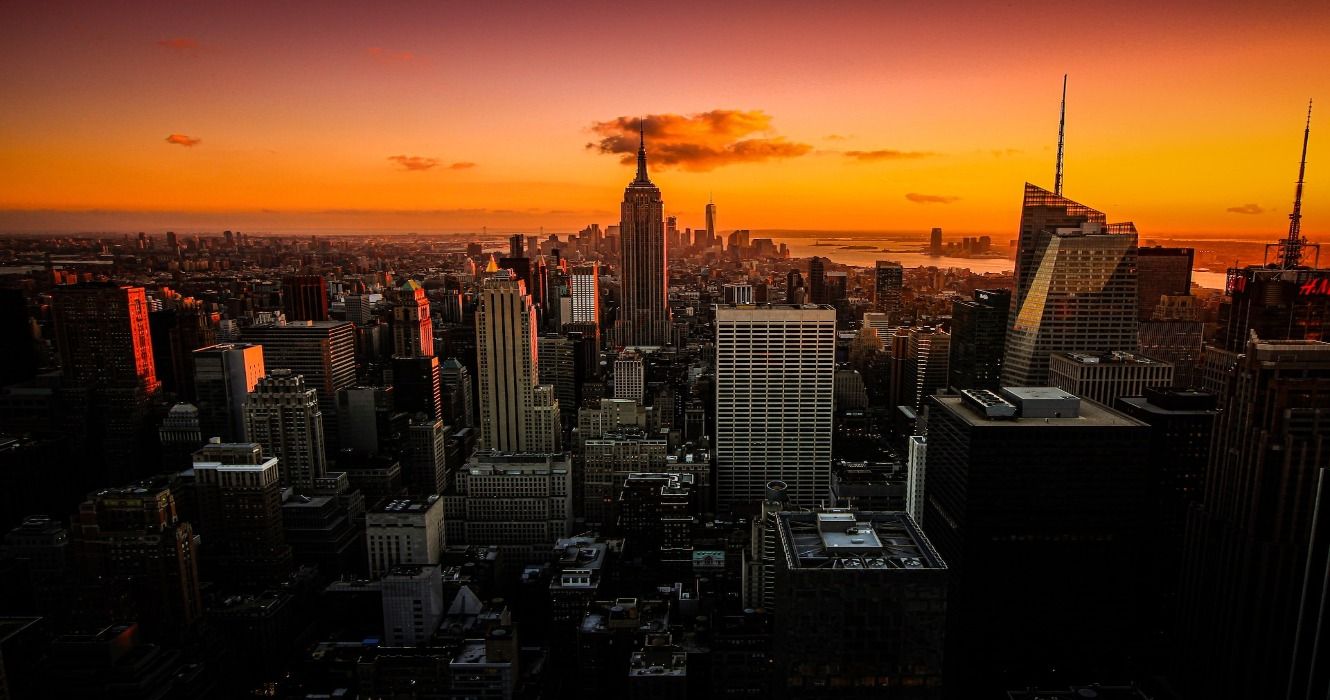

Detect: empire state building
[618, 123, 670, 347]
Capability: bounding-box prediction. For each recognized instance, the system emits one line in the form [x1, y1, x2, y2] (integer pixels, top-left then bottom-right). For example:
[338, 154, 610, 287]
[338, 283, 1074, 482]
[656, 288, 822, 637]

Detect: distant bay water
[757, 230, 1228, 290]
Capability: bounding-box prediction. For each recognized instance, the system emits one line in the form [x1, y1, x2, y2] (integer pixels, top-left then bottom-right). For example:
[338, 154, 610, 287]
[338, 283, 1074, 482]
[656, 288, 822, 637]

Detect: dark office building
[874, 261, 903, 314]
[1177, 340, 1330, 699]
[923, 388, 1149, 693]
[1010, 183, 1107, 320]
[1136, 246, 1193, 319]
[808, 256, 827, 304]
[785, 269, 806, 305]
[0, 289, 41, 387]
[281, 275, 329, 322]
[391, 355, 444, 422]
[948, 289, 1010, 391]
[1114, 388, 1217, 643]
[828, 460, 908, 511]
[1216, 267, 1330, 351]
[773, 510, 947, 698]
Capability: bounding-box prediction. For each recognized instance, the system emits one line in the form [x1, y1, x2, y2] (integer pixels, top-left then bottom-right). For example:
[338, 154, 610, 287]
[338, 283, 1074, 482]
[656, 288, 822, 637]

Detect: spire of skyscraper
[1279, 99, 1313, 268]
[1055, 74, 1067, 195]
[634, 117, 651, 185]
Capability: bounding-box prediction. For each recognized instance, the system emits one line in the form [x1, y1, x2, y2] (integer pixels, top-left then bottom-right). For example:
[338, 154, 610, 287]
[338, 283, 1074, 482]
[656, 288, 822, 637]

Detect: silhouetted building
[923, 388, 1149, 692]
[1178, 340, 1330, 699]
[874, 261, 903, 313]
[1136, 246, 1193, 319]
[0, 289, 41, 386]
[1216, 267, 1330, 351]
[773, 510, 947, 698]
[808, 257, 827, 305]
[948, 289, 1009, 391]
[51, 283, 161, 482]
[281, 275, 330, 321]
[618, 127, 670, 347]
[192, 442, 292, 588]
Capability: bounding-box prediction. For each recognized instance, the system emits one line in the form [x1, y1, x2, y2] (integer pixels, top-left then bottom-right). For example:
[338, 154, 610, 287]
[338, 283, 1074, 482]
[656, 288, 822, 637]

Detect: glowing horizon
[2, 1, 1327, 239]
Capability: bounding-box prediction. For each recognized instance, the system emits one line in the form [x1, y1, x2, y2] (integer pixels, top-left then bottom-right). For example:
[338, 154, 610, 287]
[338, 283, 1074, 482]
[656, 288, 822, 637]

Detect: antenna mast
[1280, 100, 1313, 268]
[1055, 74, 1067, 196]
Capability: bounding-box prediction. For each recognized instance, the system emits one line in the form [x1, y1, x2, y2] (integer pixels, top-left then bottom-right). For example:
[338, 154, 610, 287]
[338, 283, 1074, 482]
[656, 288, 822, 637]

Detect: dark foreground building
[773, 509, 947, 698]
[923, 388, 1149, 694]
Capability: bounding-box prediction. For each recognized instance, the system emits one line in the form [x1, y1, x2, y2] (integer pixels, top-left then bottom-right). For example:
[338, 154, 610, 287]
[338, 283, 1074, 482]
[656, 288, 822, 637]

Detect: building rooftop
[372, 496, 440, 515]
[936, 393, 1144, 429]
[1055, 351, 1164, 365]
[777, 510, 945, 571]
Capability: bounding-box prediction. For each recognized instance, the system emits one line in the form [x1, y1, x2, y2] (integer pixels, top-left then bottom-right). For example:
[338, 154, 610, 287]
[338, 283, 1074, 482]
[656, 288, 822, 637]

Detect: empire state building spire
[618, 116, 669, 347]
[633, 118, 652, 185]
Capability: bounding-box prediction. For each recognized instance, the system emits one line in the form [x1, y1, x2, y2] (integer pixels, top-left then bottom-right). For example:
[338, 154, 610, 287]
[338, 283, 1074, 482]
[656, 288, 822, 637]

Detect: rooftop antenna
[1268, 100, 1317, 268]
[1055, 74, 1067, 196]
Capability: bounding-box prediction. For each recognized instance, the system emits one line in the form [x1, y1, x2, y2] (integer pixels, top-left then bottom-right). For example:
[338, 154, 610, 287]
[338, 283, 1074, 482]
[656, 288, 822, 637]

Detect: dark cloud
[844, 149, 934, 161]
[448, 161, 477, 170]
[905, 193, 960, 204]
[165, 133, 201, 147]
[388, 155, 440, 171]
[157, 38, 198, 51]
[588, 110, 812, 171]
[1226, 203, 1265, 214]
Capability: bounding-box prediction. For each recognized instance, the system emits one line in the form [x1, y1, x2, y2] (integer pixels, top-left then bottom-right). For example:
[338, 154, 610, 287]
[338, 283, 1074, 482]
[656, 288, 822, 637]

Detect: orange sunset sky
[1, 0, 1328, 239]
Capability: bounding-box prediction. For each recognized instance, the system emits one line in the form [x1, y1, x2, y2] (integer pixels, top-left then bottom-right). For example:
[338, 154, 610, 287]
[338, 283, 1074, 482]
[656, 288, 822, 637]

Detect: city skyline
[2, 2, 1328, 237]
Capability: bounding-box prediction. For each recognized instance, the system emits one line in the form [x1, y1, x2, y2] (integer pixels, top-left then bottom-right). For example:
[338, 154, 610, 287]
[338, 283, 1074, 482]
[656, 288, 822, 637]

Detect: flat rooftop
[778, 510, 945, 571]
[372, 497, 440, 514]
[933, 394, 1146, 429]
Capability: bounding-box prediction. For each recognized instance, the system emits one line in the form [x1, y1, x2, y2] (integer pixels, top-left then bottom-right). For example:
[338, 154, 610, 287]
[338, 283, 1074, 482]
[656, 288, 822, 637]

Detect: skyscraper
[193, 343, 266, 442]
[873, 261, 903, 314]
[1178, 339, 1330, 699]
[618, 124, 670, 347]
[71, 477, 203, 638]
[1010, 183, 1108, 318]
[948, 289, 1009, 391]
[715, 304, 835, 510]
[393, 279, 434, 358]
[807, 257, 826, 305]
[474, 275, 560, 453]
[569, 264, 601, 326]
[784, 270, 805, 305]
[1136, 246, 1193, 319]
[192, 442, 292, 587]
[705, 196, 717, 251]
[244, 370, 328, 490]
[281, 275, 330, 322]
[772, 510, 947, 698]
[612, 350, 645, 403]
[441, 358, 474, 428]
[928, 227, 943, 256]
[908, 326, 950, 414]
[243, 320, 356, 451]
[1003, 221, 1139, 386]
[923, 388, 1149, 692]
[51, 283, 162, 480]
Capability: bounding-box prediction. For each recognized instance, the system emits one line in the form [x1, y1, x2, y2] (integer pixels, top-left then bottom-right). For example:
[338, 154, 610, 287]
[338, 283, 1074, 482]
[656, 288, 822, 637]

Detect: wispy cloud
[388, 155, 439, 171]
[368, 47, 416, 64]
[388, 156, 474, 172]
[824, 134, 852, 141]
[844, 149, 934, 161]
[165, 133, 201, 147]
[588, 110, 812, 171]
[988, 148, 1022, 158]
[157, 38, 198, 52]
[905, 192, 959, 204]
[1226, 203, 1265, 214]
